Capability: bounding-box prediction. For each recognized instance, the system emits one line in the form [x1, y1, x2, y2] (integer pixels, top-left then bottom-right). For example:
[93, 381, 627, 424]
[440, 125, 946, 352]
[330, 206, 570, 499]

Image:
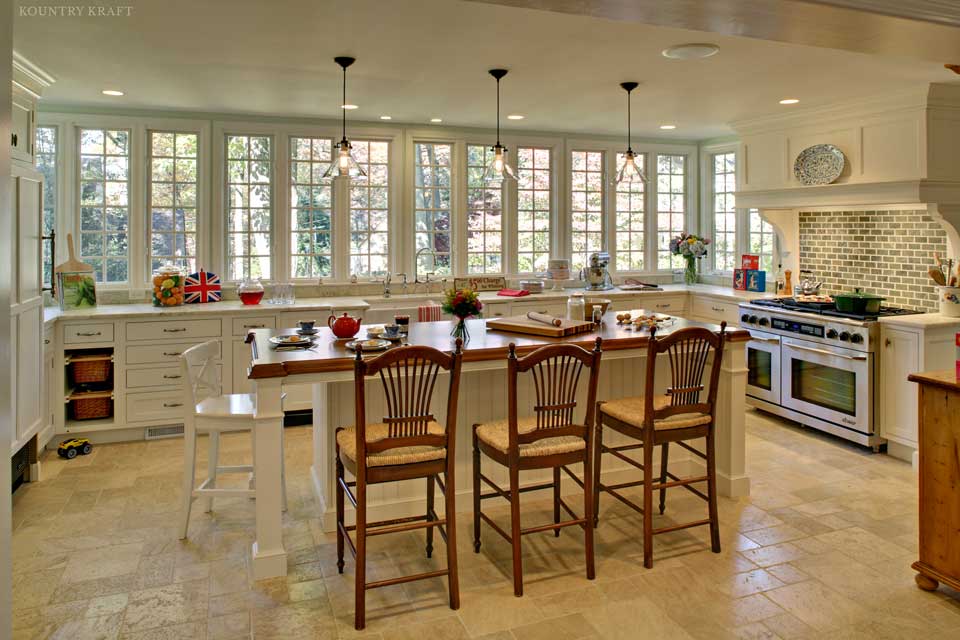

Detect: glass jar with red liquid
[238, 278, 265, 305]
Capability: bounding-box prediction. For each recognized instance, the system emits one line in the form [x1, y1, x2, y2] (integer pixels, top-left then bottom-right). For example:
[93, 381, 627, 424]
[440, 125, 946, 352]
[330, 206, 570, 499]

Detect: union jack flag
[184, 271, 221, 303]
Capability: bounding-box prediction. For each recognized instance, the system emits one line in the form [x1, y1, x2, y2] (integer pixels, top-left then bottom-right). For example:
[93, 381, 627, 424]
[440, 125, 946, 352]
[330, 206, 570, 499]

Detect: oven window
[747, 348, 773, 391]
[790, 359, 856, 416]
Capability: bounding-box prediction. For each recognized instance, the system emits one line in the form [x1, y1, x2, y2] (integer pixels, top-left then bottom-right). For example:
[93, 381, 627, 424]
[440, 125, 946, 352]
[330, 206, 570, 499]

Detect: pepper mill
[784, 270, 793, 296]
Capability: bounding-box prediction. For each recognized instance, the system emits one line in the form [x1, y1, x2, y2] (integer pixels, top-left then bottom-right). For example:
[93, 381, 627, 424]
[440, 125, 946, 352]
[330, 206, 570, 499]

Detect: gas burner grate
[748, 298, 923, 321]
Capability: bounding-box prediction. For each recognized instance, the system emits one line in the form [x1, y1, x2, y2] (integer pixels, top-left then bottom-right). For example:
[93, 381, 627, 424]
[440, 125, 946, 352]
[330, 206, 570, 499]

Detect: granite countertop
[40, 284, 767, 324]
[878, 313, 960, 329]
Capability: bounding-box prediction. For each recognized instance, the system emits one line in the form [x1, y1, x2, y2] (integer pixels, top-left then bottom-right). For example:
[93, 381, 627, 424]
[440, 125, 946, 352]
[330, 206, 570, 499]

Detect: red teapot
[328, 312, 362, 339]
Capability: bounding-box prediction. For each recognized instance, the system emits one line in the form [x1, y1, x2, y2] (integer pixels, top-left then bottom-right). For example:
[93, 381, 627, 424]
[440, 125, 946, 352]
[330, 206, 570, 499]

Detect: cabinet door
[16, 174, 43, 303]
[16, 306, 44, 441]
[11, 95, 33, 164]
[880, 327, 920, 445]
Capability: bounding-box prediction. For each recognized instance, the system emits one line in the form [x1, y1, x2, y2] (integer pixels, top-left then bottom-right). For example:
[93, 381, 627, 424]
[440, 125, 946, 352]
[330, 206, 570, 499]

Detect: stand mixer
[581, 252, 613, 291]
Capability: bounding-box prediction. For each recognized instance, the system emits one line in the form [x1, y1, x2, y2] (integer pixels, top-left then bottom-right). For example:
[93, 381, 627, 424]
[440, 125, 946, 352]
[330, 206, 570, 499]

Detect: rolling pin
[527, 311, 562, 327]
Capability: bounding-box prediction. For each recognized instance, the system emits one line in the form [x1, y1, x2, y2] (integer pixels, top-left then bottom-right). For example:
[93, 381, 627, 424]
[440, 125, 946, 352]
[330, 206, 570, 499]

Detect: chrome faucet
[414, 248, 438, 294]
[396, 273, 408, 295]
[373, 272, 392, 298]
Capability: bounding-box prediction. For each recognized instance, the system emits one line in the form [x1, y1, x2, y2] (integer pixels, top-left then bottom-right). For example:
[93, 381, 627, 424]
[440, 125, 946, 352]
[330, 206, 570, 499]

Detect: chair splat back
[180, 340, 223, 408]
[645, 323, 726, 423]
[353, 341, 463, 459]
[508, 338, 603, 445]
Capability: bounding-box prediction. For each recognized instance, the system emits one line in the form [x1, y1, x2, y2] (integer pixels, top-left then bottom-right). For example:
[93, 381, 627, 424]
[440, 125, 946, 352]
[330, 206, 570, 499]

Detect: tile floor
[11, 409, 960, 639]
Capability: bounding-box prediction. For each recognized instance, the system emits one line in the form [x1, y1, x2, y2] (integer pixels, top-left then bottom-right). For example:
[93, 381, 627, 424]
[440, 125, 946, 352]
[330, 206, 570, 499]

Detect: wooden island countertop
[245, 312, 750, 380]
[907, 369, 960, 392]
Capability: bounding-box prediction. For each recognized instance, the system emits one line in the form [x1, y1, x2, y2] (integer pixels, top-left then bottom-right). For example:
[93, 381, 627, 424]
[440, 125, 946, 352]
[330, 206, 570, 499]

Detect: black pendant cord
[341, 64, 347, 145]
[620, 81, 639, 155]
[496, 77, 501, 147]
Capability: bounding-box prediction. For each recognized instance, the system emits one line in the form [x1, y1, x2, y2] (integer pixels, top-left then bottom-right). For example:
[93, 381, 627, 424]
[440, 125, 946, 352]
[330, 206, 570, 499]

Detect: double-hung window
[36, 125, 57, 288]
[413, 142, 452, 275]
[614, 152, 645, 272]
[149, 131, 198, 272]
[466, 144, 503, 274]
[749, 209, 776, 273]
[78, 128, 130, 283]
[656, 153, 686, 270]
[226, 135, 272, 280]
[712, 151, 737, 272]
[516, 146, 551, 274]
[570, 150, 605, 272]
[290, 136, 333, 278]
[349, 140, 391, 277]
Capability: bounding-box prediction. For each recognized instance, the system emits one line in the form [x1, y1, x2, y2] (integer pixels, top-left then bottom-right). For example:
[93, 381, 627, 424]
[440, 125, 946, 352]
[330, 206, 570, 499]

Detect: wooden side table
[907, 370, 960, 592]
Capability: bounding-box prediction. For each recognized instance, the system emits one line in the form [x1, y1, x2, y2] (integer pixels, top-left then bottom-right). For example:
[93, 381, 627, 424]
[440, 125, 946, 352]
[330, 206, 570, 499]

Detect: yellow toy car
[58, 438, 92, 459]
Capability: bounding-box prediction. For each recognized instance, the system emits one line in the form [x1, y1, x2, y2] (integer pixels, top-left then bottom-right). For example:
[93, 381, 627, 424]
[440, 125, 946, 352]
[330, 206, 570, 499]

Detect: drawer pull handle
[657, 304, 671, 309]
[711, 306, 724, 313]
[11, 133, 17, 147]
[76, 331, 102, 337]
[162, 402, 183, 408]
[163, 328, 187, 333]
[162, 374, 182, 379]
[244, 324, 266, 329]
[162, 351, 182, 357]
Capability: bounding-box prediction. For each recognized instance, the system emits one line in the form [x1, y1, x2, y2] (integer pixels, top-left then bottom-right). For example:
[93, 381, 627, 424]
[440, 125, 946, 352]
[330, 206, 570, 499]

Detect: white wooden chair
[179, 339, 287, 539]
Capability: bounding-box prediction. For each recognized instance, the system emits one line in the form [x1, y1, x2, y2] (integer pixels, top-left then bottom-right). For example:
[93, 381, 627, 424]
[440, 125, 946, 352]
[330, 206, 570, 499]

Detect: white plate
[345, 339, 392, 352]
[269, 334, 314, 346]
[367, 331, 402, 341]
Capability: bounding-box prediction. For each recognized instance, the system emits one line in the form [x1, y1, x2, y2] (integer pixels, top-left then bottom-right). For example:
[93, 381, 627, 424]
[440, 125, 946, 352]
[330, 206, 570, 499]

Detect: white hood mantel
[731, 83, 960, 269]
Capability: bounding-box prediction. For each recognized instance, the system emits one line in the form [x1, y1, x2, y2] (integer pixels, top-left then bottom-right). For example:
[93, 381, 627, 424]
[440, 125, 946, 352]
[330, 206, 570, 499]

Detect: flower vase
[451, 317, 469, 343]
[684, 256, 698, 285]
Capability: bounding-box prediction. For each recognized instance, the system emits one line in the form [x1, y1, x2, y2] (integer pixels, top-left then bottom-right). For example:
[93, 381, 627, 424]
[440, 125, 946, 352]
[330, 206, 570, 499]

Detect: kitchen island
[243, 312, 751, 579]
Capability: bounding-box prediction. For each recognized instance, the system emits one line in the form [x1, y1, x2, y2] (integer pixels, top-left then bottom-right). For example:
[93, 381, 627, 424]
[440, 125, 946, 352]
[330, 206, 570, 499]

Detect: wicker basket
[70, 395, 113, 420]
[68, 355, 112, 385]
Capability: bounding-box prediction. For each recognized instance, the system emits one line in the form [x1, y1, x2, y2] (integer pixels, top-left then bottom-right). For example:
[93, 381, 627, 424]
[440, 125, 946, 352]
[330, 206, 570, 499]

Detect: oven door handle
[749, 337, 780, 344]
[787, 343, 867, 361]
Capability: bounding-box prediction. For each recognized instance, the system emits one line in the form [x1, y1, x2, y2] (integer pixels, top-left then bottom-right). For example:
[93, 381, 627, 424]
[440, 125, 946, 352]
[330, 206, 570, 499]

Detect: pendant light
[323, 56, 366, 179]
[482, 68, 516, 184]
[616, 81, 647, 184]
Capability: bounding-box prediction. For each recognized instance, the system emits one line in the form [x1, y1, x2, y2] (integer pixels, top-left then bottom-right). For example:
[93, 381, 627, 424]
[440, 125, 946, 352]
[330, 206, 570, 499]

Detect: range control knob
[826, 329, 838, 339]
[749, 315, 758, 324]
[758, 317, 769, 327]
[839, 331, 851, 342]
[850, 334, 864, 344]
[741, 314, 751, 323]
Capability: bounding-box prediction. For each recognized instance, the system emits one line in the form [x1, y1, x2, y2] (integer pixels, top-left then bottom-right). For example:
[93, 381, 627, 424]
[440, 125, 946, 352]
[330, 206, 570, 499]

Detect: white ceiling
[13, 0, 957, 139]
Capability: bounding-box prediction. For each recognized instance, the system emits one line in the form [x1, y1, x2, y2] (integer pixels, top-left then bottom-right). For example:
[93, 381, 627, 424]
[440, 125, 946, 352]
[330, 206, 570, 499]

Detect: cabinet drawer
[126, 341, 220, 365]
[63, 323, 114, 344]
[232, 316, 276, 336]
[691, 297, 740, 324]
[625, 295, 686, 314]
[126, 390, 188, 423]
[126, 318, 221, 341]
[126, 364, 222, 389]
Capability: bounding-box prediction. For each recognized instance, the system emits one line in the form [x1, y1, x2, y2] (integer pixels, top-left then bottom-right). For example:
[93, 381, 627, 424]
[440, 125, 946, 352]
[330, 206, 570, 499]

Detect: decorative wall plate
[794, 144, 846, 186]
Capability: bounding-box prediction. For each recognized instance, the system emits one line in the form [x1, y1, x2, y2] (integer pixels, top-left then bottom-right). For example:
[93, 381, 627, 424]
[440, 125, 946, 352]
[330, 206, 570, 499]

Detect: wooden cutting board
[486, 315, 595, 338]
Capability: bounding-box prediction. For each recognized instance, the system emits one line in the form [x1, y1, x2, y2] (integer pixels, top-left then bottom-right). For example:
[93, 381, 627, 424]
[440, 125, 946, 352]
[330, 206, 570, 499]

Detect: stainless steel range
[738, 298, 921, 450]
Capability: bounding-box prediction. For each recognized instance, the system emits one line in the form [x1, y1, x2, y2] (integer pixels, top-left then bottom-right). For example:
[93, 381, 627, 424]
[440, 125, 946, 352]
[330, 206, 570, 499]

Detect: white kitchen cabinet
[41, 327, 56, 448]
[11, 85, 36, 165]
[878, 320, 960, 462]
[690, 295, 742, 325]
[511, 300, 567, 317]
[482, 301, 509, 318]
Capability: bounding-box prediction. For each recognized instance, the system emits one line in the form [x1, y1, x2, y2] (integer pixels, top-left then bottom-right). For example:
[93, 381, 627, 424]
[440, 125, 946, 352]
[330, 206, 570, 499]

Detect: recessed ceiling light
[379, 115, 392, 120]
[507, 114, 524, 120]
[659, 124, 677, 130]
[101, 89, 124, 96]
[341, 104, 358, 110]
[662, 43, 720, 60]
[779, 98, 800, 105]
[430, 118, 443, 123]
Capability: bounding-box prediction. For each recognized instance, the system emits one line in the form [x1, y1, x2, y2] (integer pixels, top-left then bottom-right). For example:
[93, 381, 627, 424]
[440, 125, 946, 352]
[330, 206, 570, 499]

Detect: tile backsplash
[798, 209, 946, 311]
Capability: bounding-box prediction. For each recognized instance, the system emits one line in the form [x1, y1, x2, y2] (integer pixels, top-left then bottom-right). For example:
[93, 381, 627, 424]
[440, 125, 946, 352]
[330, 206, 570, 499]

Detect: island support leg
[251, 377, 287, 580]
[713, 342, 750, 497]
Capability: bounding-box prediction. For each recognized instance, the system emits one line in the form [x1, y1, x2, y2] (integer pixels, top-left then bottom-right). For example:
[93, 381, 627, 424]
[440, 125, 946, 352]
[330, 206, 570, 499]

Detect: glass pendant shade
[616, 149, 646, 184]
[482, 143, 516, 184]
[322, 56, 365, 180]
[323, 140, 366, 178]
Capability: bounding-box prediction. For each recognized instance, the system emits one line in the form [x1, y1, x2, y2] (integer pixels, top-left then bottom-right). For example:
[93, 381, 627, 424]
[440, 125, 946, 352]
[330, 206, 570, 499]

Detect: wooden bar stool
[472, 338, 602, 597]
[178, 340, 287, 539]
[593, 323, 726, 568]
[336, 341, 463, 630]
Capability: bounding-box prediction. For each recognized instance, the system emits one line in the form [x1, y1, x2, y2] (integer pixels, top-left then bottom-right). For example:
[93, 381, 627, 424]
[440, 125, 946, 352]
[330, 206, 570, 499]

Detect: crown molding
[12, 51, 55, 97]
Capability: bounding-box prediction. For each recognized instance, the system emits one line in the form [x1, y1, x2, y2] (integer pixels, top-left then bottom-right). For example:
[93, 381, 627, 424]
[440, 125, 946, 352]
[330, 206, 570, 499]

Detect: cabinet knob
[11, 133, 17, 147]
[885, 338, 891, 347]
[44, 338, 50, 345]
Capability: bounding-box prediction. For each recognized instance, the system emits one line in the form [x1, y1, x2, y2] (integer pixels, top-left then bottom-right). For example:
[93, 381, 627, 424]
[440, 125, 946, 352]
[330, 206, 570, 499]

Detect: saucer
[297, 328, 319, 335]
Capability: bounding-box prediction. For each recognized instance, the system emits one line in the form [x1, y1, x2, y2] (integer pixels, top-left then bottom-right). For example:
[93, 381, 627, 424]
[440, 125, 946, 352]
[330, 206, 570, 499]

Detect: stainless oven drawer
[781, 337, 873, 435]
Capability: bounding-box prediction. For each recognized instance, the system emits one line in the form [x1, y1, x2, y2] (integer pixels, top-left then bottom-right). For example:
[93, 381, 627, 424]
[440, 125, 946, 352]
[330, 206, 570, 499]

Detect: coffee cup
[394, 314, 410, 329]
[298, 320, 316, 332]
[383, 324, 400, 338]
